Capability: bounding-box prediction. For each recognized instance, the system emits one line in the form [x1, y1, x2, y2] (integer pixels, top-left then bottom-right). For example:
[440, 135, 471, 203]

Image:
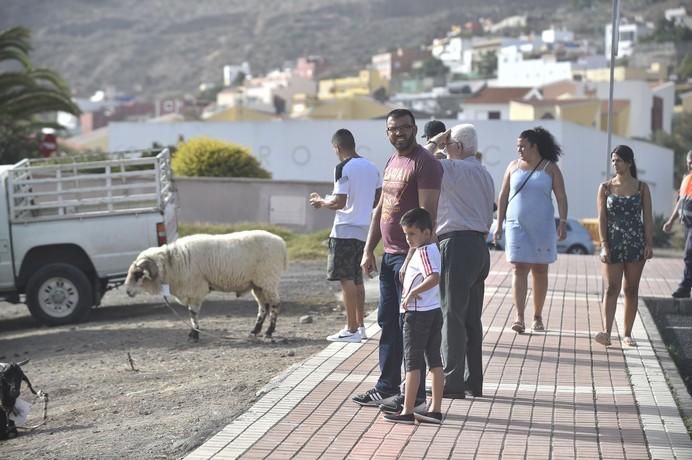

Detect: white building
[665, 7, 692, 27]
[593, 80, 674, 137]
[215, 69, 317, 115]
[108, 119, 673, 220]
[604, 22, 652, 59]
[542, 28, 575, 44]
[497, 45, 574, 87]
[431, 36, 475, 75]
[223, 62, 251, 87]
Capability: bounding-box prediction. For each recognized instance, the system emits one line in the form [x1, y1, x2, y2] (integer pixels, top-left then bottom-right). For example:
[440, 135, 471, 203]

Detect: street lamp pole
[606, 0, 621, 178]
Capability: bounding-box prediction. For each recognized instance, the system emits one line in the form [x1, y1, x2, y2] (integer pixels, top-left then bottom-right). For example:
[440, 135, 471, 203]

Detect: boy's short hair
[400, 208, 433, 231]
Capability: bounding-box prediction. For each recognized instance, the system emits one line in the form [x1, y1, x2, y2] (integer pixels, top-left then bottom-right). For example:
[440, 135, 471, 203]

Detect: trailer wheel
[26, 263, 93, 326]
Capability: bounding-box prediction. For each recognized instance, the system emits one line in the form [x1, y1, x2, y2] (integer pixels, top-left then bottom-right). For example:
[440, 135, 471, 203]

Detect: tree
[642, 17, 692, 44]
[652, 112, 692, 186]
[677, 52, 692, 81]
[420, 57, 448, 79]
[0, 27, 80, 164]
[476, 51, 498, 79]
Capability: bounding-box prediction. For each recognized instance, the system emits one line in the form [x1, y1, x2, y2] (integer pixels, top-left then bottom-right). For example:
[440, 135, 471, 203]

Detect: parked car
[487, 218, 595, 255]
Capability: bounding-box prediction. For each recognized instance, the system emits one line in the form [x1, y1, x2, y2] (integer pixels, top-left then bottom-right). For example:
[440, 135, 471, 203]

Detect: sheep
[124, 230, 288, 341]
[0, 360, 38, 440]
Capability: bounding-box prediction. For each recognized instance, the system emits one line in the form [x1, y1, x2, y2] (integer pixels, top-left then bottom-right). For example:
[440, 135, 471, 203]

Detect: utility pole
[606, 0, 621, 179]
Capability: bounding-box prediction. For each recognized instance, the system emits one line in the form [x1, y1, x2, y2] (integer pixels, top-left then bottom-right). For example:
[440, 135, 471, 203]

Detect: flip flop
[622, 336, 636, 347]
[594, 331, 611, 346]
[511, 321, 525, 333]
[532, 318, 545, 332]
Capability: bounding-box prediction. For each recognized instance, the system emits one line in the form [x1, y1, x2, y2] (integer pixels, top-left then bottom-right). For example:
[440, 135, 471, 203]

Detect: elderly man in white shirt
[424, 124, 495, 399]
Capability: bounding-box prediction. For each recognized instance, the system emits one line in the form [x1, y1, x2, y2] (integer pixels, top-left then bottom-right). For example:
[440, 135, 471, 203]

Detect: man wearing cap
[421, 120, 447, 159]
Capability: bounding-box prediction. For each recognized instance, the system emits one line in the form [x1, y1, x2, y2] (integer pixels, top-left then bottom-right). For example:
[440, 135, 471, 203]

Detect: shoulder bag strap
[508, 159, 543, 204]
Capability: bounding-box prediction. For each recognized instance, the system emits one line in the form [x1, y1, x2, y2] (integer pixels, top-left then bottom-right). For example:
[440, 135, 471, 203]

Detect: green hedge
[172, 137, 270, 178]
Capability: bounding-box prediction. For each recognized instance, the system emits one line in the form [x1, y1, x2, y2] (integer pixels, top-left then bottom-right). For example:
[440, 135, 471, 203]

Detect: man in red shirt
[663, 150, 692, 298]
[353, 109, 443, 410]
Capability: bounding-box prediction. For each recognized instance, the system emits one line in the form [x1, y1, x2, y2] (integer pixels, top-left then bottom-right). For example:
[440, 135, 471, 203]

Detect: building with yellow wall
[318, 69, 389, 100]
[509, 98, 601, 130]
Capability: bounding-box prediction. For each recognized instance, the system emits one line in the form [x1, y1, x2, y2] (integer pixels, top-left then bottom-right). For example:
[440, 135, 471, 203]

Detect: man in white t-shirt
[309, 129, 381, 342]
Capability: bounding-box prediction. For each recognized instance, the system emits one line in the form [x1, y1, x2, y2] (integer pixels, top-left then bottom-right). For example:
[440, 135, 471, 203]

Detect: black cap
[421, 120, 446, 139]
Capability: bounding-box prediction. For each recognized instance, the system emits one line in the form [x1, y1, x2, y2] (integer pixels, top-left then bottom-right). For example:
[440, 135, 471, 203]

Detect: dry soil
[0, 260, 359, 459]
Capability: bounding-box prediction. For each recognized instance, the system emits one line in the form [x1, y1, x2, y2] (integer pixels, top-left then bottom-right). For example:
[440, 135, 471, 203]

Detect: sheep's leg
[187, 303, 203, 342]
[253, 286, 281, 338]
[264, 303, 281, 338]
[251, 303, 269, 336]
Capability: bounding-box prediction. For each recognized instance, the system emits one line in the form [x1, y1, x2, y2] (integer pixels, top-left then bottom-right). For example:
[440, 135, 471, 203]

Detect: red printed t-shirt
[380, 145, 443, 253]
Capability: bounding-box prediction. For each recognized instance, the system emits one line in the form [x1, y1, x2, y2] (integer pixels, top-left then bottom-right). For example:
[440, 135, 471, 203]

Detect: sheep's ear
[138, 258, 158, 280]
[16, 359, 29, 367]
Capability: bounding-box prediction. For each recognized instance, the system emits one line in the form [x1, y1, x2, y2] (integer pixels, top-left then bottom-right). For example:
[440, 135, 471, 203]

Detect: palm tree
[0, 26, 80, 163]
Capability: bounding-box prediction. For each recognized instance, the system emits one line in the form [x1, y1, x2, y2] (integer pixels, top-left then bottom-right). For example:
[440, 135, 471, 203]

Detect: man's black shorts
[327, 238, 365, 284]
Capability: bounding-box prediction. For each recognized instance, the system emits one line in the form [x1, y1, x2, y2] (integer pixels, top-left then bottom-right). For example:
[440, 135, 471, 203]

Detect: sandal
[594, 331, 611, 346]
[511, 321, 525, 333]
[532, 317, 545, 332]
[622, 336, 636, 347]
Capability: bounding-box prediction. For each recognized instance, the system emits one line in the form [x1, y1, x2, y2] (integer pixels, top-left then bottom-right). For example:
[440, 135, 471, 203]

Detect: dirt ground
[0, 260, 364, 459]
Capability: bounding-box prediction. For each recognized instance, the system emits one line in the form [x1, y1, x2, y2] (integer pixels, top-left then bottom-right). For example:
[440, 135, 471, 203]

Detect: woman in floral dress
[594, 145, 654, 347]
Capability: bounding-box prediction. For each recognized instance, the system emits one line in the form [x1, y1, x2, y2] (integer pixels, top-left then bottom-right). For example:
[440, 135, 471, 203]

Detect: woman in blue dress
[594, 145, 653, 347]
[494, 127, 568, 333]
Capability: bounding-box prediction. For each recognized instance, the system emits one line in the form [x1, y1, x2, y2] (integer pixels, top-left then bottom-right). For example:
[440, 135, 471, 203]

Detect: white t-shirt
[400, 243, 441, 313]
[330, 156, 381, 241]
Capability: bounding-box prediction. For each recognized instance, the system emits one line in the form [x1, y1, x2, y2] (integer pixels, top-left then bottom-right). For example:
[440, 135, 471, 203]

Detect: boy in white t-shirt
[383, 207, 444, 425]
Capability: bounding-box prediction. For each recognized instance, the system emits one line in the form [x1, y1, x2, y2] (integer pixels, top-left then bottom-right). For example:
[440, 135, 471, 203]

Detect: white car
[488, 218, 595, 255]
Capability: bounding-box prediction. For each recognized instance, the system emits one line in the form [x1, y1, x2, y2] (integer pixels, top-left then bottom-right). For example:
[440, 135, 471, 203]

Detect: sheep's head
[124, 257, 161, 297]
[0, 360, 29, 411]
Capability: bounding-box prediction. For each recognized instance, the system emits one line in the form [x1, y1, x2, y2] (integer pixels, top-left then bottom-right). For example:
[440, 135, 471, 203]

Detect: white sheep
[124, 230, 288, 341]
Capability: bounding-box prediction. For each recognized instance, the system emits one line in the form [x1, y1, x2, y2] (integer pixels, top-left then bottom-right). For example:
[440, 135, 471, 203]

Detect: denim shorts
[402, 309, 443, 372]
[327, 238, 365, 284]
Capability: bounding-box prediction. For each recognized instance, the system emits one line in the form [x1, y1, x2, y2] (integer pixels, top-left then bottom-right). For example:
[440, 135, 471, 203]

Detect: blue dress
[505, 165, 557, 264]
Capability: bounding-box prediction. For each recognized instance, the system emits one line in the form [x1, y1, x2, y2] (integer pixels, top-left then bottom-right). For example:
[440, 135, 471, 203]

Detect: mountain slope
[0, 0, 679, 97]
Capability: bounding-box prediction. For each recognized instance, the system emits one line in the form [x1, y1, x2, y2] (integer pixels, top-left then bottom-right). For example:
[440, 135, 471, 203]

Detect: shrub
[653, 214, 672, 248]
[172, 137, 270, 178]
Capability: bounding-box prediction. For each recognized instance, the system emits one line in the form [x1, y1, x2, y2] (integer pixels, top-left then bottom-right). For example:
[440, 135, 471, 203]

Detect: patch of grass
[287, 229, 330, 260]
[178, 222, 328, 260]
[178, 222, 384, 261]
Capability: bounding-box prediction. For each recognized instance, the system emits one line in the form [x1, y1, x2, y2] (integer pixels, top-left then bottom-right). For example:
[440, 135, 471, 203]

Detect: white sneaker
[358, 326, 367, 340]
[327, 329, 362, 343]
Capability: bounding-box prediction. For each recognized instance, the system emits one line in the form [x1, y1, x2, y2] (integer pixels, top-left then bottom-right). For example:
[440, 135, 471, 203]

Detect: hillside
[0, 0, 685, 97]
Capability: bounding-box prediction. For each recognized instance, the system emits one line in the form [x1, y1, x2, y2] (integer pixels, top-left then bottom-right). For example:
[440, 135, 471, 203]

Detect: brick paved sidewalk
[186, 254, 692, 460]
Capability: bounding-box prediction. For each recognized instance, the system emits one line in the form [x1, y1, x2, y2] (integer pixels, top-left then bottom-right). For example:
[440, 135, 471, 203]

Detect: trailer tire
[26, 263, 93, 326]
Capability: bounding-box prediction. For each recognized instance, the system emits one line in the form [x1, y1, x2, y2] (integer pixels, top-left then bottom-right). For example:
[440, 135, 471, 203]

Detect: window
[488, 111, 501, 119]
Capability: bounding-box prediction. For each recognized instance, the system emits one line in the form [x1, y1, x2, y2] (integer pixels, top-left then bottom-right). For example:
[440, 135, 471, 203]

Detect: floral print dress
[605, 182, 645, 263]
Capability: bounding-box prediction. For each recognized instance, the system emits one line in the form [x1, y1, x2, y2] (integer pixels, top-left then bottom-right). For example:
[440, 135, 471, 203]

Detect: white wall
[497, 57, 574, 87]
[460, 103, 510, 120]
[109, 119, 674, 220]
[653, 82, 675, 134]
